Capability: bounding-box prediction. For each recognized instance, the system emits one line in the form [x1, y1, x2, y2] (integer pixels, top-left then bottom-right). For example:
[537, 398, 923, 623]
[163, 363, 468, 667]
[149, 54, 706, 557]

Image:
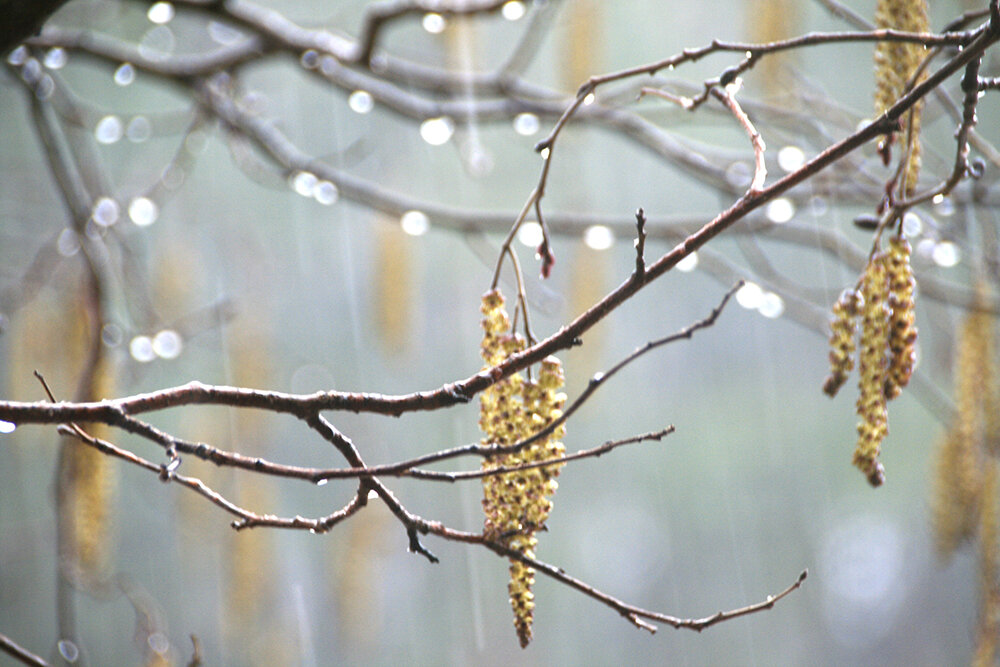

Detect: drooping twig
[712, 79, 767, 194]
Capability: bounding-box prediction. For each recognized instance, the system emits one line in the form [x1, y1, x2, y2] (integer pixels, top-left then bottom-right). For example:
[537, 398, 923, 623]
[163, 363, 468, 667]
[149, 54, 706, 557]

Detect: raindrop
[901, 211, 922, 237]
[915, 238, 936, 261]
[725, 161, 751, 188]
[288, 363, 336, 393]
[518, 221, 543, 247]
[736, 282, 764, 309]
[400, 210, 430, 236]
[7, 46, 27, 66]
[777, 145, 805, 173]
[319, 54, 337, 76]
[818, 514, 905, 647]
[0, 420, 15, 434]
[676, 252, 698, 272]
[101, 322, 124, 347]
[422, 13, 446, 33]
[147, 1, 175, 24]
[43, 47, 67, 70]
[130, 336, 156, 363]
[583, 225, 614, 250]
[314, 181, 339, 205]
[126, 115, 152, 142]
[348, 90, 374, 114]
[20, 58, 42, 85]
[758, 291, 785, 319]
[56, 639, 79, 663]
[583, 92, 596, 106]
[57, 228, 80, 257]
[464, 145, 494, 177]
[766, 197, 795, 224]
[933, 195, 955, 217]
[420, 117, 454, 145]
[129, 197, 158, 226]
[95, 115, 123, 144]
[114, 63, 135, 86]
[291, 171, 317, 197]
[208, 21, 242, 46]
[34, 75, 54, 100]
[539, 147, 550, 160]
[147, 632, 170, 655]
[513, 112, 539, 136]
[932, 241, 960, 268]
[92, 197, 120, 227]
[300, 49, 319, 69]
[315, 478, 329, 487]
[161, 164, 185, 190]
[139, 26, 176, 61]
[502, 1, 526, 20]
[153, 330, 182, 359]
[184, 130, 207, 154]
[809, 196, 828, 217]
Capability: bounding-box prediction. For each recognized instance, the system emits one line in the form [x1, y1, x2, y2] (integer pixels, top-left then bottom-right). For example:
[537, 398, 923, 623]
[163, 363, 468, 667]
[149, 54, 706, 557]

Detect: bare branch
[0, 632, 49, 667]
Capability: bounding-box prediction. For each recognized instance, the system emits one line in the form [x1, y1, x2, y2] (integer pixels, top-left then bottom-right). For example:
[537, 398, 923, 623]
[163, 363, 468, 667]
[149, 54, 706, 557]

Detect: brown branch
[3, 27, 996, 430]
[0, 632, 49, 667]
[483, 539, 808, 633]
[405, 428, 674, 482]
[353, 0, 508, 65]
[712, 80, 767, 194]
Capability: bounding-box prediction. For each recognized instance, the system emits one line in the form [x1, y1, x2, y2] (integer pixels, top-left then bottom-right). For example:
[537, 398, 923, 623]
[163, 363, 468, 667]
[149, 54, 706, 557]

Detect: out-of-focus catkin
[478, 289, 566, 648]
[931, 287, 994, 555]
[874, 0, 929, 195]
[973, 463, 1000, 667]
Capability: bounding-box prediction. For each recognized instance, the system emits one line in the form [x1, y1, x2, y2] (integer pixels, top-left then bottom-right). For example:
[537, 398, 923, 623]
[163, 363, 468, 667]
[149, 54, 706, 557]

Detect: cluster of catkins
[824, 236, 917, 485]
[479, 288, 567, 648]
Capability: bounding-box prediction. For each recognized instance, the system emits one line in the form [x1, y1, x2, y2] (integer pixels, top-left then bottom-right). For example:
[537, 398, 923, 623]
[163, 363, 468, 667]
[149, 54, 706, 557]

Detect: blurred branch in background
[1, 0, 1000, 663]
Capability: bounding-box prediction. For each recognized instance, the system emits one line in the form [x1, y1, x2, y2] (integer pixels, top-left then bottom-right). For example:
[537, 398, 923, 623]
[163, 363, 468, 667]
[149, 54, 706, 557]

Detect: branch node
[633, 208, 647, 279]
[407, 526, 440, 563]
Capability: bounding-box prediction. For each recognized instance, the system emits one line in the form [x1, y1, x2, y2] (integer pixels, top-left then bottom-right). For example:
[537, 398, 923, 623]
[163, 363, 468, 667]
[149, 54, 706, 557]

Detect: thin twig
[0, 632, 49, 667]
[711, 79, 767, 194]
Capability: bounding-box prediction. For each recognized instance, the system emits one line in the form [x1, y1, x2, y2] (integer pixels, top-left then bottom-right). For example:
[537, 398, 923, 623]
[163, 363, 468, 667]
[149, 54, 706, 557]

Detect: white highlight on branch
[584, 225, 614, 250]
[518, 221, 543, 247]
[502, 1, 526, 21]
[420, 117, 454, 145]
[400, 210, 430, 236]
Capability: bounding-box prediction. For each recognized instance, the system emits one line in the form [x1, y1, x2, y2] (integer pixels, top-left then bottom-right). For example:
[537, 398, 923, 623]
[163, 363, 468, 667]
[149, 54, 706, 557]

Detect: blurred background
[1, 0, 999, 664]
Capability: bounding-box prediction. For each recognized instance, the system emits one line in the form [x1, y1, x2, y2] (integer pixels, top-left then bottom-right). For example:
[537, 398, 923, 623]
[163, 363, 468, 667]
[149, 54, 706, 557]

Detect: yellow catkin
[58, 301, 117, 593]
[973, 462, 1000, 667]
[479, 289, 566, 648]
[823, 288, 862, 397]
[373, 221, 412, 354]
[746, 0, 800, 95]
[874, 0, 929, 195]
[854, 254, 890, 486]
[884, 236, 917, 399]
